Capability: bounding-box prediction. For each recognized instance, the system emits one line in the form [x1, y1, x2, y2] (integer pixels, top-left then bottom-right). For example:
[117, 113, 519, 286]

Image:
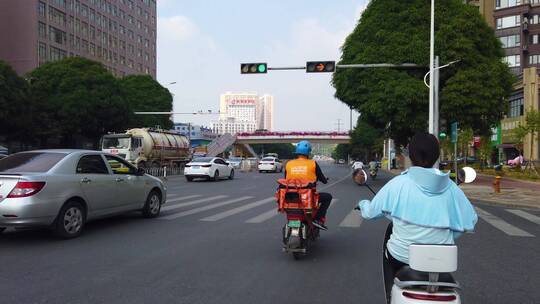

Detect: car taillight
[185, 164, 191, 167]
[201, 164, 212, 168]
[402, 292, 456, 301]
[7, 182, 46, 198]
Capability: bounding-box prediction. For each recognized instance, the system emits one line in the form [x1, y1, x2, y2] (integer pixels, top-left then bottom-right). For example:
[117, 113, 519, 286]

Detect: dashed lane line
[475, 207, 534, 237]
[162, 196, 253, 220]
[506, 209, 540, 226]
[200, 197, 275, 222]
[161, 195, 228, 212]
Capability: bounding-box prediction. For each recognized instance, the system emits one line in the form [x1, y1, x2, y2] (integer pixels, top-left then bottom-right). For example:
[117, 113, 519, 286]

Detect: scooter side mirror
[458, 166, 477, 184]
[353, 169, 368, 185]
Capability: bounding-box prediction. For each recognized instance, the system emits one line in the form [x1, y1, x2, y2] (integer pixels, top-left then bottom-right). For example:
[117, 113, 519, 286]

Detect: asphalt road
[0, 163, 539, 303]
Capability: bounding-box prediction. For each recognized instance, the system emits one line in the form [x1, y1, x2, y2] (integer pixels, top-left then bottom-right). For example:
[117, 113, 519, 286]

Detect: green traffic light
[258, 64, 266, 73]
[439, 132, 447, 138]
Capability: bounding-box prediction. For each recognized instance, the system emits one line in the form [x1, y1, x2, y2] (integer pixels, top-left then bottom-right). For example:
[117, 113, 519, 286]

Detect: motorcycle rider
[357, 133, 478, 297]
[284, 140, 331, 230]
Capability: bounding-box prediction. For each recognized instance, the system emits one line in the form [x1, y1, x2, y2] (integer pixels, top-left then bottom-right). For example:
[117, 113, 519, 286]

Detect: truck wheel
[54, 201, 86, 239]
[142, 190, 161, 218]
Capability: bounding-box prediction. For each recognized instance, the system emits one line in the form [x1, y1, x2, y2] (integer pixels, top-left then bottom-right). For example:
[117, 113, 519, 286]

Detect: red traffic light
[306, 61, 335, 73]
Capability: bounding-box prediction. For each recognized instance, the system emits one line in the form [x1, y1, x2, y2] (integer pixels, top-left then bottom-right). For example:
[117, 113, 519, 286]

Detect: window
[496, 15, 520, 29]
[52, 0, 66, 7]
[49, 26, 66, 45]
[38, 42, 47, 62]
[76, 155, 109, 174]
[496, 0, 521, 9]
[39, 1, 46, 18]
[508, 98, 524, 118]
[529, 54, 540, 64]
[533, 34, 539, 45]
[104, 155, 137, 175]
[500, 35, 520, 48]
[49, 46, 67, 61]
[38, 22, 47, 39]
[90, 43, 96, 56]
[49, 6, 66, 25]
[0, 152, 67, 173]
[503, 55, 520, 67]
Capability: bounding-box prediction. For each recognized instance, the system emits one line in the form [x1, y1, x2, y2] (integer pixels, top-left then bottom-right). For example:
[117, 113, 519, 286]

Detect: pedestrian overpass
[205, 132, 351, 158]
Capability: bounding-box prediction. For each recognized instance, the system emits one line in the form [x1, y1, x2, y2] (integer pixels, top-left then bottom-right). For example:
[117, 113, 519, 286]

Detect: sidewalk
[384, 169, 540, 209]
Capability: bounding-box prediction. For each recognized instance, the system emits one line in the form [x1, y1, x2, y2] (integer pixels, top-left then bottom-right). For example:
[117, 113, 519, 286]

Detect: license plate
[287, 220, 301, 228]
[192, 166, 200, 169]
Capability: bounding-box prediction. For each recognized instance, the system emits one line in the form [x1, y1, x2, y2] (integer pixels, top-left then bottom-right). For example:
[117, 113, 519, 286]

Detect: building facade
[212, 92, 274, 134]
[0, 0, 157, 78]
[487, 1, 540, 160]
[172, 123, 217, 148]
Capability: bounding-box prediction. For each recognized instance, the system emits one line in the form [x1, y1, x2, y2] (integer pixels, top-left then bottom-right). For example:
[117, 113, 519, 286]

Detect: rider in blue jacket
[358, 133, 478, 279]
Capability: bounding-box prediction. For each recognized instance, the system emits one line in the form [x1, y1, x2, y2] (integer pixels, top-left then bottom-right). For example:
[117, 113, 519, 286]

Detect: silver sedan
[0, 150, 167, 238]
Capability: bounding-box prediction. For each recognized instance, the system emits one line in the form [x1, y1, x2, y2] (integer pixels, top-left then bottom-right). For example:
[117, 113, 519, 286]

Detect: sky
[156, 0, 369, 131]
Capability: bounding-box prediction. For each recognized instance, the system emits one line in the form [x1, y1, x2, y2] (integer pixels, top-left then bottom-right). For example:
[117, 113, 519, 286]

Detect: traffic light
[306, 61, 336, 73]
[241, 63, 267, 74]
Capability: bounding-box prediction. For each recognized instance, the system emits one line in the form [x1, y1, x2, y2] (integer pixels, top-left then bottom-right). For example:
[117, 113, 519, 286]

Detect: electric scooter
[354, 167, 477, 304]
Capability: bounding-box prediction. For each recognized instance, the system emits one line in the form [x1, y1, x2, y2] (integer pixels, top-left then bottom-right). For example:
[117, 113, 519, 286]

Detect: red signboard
[229, 99, 256, 105]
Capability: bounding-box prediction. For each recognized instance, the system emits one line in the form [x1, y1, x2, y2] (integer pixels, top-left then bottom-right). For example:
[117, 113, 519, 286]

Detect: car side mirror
[137, 167, 145, 176]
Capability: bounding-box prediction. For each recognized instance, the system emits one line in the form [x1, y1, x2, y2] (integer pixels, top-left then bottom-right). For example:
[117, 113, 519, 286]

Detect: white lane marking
[166, 195, 202, 203]
[339, 209, 363, 228]
[162, 196, 253, 220]
[506, 209, 540, 226]
[200, 197, 275, 222]
[319, 171, 353, 191]
[245, 199, 338, 224]
[475, 207, 534, 237]
[162, 195, 227, 212]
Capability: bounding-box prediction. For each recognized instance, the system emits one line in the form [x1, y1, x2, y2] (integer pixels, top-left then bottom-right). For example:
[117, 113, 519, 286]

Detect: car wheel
[186, 176, 193, 182]
[54, 201, 85, 239]
[0, 227, 5, 234]
[142, 190, 161, 218]
[229, 170, 235, 180]
[213, 170, 220, 181]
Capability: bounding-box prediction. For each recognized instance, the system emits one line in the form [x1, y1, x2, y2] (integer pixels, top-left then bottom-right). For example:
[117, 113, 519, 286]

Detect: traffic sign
[306, 61, 335, 73]
[240, 63, 267, 74]
[451, 122, 458, 143]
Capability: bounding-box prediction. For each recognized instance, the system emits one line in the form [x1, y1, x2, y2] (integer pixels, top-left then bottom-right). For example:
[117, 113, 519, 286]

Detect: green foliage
[251, 143, 296, 159]
[478, 135, 493, 167]
[349, 117, 384, 160]
[119, 75, 173, 129]
[458, 128, 473, 157]
[332, 0, 514, 146]
[512, 124, 529, 154]
[27, 57, 130, 147]
[332, 144, 350, 161]
[0, 60, 29, 141]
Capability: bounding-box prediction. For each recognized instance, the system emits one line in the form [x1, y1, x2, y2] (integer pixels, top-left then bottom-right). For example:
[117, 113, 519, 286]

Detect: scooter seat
[396, 266, 456, 284]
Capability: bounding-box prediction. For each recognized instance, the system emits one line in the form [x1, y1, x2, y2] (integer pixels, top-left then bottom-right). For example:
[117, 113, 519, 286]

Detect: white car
[258, 157, 283, 173]
[184, 157, 234, 181]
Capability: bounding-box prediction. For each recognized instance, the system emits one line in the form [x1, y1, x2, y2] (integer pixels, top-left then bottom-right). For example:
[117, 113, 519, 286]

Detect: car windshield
[102, 137, 131, 149]
[192, 157, 213, 163]
[0, 152, 67, 173]
[262, 158, 274, 161]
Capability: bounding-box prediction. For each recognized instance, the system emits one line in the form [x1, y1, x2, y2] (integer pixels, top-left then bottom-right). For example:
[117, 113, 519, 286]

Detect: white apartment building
[211, 92, 274, 134]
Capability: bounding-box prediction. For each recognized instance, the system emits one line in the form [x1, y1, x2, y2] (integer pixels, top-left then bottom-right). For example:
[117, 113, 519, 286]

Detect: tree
[514, 109, 540, 174]
[349, 117, 384, 160]
[0, 60, 30, 143]
[332, 0, 514, 146]
[332, 144, 350, 161]
[477, 136, 493, 169]
[119, 75, 173, 130]
[27, 57, 130, 147]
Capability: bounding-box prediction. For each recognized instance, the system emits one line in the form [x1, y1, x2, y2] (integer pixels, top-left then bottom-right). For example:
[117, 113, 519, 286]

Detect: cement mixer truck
[101, 128, 191, 168]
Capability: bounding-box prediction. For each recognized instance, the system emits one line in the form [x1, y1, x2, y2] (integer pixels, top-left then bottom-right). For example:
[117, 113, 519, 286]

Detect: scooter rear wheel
[292, 252, 302, 260]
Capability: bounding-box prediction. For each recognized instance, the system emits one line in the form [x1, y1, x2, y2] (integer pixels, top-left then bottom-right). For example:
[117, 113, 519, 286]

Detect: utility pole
[335, 119, 343, 132]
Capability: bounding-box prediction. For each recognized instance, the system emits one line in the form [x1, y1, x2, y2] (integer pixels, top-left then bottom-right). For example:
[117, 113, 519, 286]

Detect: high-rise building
[212, 92, 274, 134]
[468, 0, 539, 161]
[0, 0, 157, 78]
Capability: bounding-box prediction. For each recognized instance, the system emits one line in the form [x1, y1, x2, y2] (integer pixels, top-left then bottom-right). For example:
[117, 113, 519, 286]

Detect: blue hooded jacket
[359, 167, 478, 264]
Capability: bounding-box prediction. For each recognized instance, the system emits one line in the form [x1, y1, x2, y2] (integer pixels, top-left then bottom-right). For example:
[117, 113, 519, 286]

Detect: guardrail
[144, 166, 184, 178]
